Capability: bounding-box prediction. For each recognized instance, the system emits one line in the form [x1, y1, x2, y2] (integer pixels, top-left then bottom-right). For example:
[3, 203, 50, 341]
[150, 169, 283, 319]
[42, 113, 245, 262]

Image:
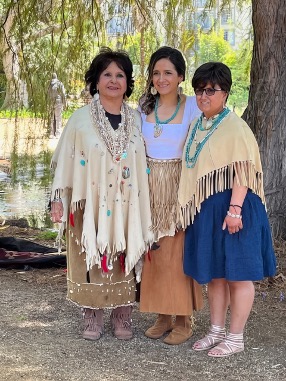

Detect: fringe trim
[180, 161, 265, 229]
[81, 232, 153, 276]
[147, 158, 181, 234]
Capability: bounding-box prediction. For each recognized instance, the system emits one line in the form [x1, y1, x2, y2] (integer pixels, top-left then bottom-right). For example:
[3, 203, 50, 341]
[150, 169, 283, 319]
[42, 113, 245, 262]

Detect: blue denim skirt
[184, 189, 277, 284]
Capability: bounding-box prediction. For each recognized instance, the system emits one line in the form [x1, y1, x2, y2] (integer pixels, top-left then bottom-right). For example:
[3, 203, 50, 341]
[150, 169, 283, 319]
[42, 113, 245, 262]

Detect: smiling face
[152, 58, 183, 96]
[97, 61, 127, 101]
[195, 82, 228, 118]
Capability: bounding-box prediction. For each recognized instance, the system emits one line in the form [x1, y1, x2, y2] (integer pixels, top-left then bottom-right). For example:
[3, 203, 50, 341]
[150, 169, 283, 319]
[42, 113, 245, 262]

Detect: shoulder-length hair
[85, 47, 134, 98]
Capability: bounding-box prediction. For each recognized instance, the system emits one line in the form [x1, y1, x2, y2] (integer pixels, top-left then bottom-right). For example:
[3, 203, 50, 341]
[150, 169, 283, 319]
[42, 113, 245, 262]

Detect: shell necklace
[185, 107, 231, 168]
[90, 97, 134, 162]
[154, 96, 181, 138]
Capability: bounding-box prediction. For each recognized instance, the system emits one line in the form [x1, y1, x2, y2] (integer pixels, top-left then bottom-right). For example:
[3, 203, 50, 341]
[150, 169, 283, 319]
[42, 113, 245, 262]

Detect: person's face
[195, 83, 227, 118]
[152, 58, 183, 96]
[195, 82, 228, 118]
[97, 61, 127, 100]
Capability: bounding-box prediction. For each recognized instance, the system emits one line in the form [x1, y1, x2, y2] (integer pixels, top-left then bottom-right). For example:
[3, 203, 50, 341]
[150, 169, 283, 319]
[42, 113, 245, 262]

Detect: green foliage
[0, 109, 45, 118]
[119, 31, 162, 102]
[37, 230, 58, 240]
[197, 29, 235, 63]
[0, 0, 253, 111]
[196, 29, 252, 110]
[9, 151, 53, 185]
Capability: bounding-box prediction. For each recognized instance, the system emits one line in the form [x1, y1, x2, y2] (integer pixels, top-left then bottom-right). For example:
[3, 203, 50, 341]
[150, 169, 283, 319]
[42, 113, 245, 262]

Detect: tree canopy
[1, 0, 286, 237]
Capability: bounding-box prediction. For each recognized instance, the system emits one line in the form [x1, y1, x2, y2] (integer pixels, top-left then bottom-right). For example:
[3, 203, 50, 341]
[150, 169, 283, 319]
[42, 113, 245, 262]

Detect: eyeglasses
[194, 88, 224, 96]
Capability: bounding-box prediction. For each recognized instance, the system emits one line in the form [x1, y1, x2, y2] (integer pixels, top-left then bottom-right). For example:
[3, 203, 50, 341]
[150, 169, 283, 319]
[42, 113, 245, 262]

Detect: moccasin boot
[145, 314, 174, 339]
[163, 315, 193, 345]
[110, 306, 133, 340]
[82, 308, 104, 340]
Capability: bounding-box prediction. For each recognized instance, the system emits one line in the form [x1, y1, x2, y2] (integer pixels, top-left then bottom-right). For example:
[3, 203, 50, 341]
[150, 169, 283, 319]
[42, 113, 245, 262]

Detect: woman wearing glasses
[138, 46, 203, 345]
[178, 62, 276, 357]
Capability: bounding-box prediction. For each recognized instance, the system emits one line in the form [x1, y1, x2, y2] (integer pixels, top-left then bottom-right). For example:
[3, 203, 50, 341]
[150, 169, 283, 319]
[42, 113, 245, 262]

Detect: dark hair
[85, 47, 134, 98]
[192, 62, 232, 93]
[140, 46, 186, 114]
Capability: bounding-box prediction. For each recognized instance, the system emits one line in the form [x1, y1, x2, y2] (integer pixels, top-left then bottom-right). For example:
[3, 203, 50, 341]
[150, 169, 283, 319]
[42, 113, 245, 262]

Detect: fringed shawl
[178, 111, 265, 229]
[51, 104, 154, 275]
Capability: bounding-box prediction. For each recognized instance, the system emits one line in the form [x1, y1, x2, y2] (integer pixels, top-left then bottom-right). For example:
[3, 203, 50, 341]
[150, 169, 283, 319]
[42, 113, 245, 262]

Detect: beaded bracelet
[227, 211, 242, 219]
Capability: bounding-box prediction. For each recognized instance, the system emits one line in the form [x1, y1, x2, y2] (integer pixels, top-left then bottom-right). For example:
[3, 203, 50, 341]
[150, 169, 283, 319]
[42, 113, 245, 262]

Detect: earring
[177, 86, 183, 97]
[150, 86, 157, 96]
[93, 90, 99, 101]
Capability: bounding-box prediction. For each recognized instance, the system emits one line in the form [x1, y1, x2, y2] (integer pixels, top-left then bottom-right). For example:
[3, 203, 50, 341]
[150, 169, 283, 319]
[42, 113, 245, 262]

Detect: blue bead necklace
[185, 107, 231, 168]
[154, 96, 181, 138]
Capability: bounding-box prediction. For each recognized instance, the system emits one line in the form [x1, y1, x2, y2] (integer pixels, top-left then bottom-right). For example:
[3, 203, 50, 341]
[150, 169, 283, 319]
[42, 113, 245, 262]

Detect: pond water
[0, 152, 54, 228]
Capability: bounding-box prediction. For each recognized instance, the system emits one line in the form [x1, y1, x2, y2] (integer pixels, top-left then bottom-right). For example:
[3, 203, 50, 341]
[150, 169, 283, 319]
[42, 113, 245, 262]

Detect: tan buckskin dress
[139, 96, 203, 315]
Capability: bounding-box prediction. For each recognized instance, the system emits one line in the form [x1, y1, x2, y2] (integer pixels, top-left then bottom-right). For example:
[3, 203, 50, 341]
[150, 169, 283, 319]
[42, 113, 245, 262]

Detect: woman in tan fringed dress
[138, 47, 203, 345]
[50, 48, 153, 341]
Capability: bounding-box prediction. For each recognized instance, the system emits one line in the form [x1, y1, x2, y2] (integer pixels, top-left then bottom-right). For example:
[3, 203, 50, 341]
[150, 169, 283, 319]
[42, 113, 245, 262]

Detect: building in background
[190, 0, 252, 49]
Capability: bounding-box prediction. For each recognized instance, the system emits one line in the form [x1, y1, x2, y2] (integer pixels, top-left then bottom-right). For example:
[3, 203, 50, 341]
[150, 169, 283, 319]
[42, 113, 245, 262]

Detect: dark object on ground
[0, 236, 66, 268]
[4, 218, 30, 228]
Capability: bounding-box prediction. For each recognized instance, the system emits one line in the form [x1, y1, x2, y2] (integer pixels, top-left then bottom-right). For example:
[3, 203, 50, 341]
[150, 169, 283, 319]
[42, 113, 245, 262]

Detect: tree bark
[242, 0, 286, 238]
[1, 7, 28, 109]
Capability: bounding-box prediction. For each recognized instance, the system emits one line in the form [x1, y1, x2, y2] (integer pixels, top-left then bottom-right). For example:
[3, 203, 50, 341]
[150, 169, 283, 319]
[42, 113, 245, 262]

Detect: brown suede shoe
[145, 314, 174, 339]
[111, 306, 133, 340]
[163, 315, 193, 345]
[163, 326, 193, 345]
[82, 308, 104, 341]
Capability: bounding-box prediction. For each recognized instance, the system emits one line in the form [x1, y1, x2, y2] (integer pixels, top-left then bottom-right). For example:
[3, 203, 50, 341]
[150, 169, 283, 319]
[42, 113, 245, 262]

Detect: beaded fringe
[147, 158, 181, 234]
[180, 161, 265, 229]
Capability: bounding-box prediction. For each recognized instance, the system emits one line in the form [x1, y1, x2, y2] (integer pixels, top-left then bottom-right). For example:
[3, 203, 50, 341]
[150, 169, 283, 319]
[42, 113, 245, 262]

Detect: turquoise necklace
[154, 96, 181, 138]
[185, 107, 231, 168]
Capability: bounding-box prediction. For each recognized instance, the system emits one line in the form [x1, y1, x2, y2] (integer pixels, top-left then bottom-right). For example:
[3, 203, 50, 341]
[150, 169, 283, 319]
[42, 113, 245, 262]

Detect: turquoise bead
[107, 210, 111, 216]
[80, 159, 86, 166]
[155, 96, 181, 125]
[146, 168, 151, 174]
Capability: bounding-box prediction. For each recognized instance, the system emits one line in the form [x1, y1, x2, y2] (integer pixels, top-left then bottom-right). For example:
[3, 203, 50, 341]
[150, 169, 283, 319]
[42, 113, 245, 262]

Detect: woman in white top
[139, 46, 203, 345]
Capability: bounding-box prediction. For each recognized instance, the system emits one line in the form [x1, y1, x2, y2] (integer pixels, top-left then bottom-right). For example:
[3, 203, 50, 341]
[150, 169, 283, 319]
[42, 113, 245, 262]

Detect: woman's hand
[51, 201, 63, 223]
[222, 214, 243, 234]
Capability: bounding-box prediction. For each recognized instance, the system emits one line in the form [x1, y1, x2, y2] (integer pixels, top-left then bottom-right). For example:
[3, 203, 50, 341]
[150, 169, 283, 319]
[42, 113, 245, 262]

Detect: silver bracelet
[227, 211, 242, 219]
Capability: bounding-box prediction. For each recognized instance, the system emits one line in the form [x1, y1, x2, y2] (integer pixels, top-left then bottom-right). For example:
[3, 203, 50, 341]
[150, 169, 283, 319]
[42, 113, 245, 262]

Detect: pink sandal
[192, 325, 226, 351]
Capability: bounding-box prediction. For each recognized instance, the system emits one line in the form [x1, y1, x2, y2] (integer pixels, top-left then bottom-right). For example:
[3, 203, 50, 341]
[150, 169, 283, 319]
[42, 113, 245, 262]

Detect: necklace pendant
[154, 124, 163, 138]
[205, 120, 213, 129]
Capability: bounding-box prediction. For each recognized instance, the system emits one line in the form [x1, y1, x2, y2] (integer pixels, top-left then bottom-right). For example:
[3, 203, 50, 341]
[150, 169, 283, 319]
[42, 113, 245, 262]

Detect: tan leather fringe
[147, 157, 181, 234]
[180, 161, 265, 229]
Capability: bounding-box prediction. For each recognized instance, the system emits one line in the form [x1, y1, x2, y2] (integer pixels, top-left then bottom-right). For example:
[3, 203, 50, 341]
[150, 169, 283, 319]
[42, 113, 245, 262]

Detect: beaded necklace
[90, 97, 134, 163]
[185, 107, 231, 168]
[154, 96, 181, 138]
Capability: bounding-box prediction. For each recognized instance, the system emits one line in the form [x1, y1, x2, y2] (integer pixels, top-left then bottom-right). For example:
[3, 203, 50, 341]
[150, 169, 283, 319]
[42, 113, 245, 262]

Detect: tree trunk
[242, 0, 286, 238]
[1, 7, 28, 109]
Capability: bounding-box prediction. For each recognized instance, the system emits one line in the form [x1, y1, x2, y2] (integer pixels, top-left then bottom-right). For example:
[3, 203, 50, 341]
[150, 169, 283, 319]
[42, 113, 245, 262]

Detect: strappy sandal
[192, 325, 226, 351]
[208, 332, 244, 358]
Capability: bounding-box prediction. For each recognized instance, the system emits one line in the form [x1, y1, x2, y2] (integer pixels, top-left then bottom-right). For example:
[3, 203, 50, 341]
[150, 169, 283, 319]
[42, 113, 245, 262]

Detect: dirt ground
[0, 226, 286, 381]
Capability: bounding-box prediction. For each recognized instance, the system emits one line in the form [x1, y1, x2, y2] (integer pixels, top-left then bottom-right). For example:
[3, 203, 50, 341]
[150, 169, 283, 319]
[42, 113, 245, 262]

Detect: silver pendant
[154, 124, 163, 138]
[205, 119, 213, 129]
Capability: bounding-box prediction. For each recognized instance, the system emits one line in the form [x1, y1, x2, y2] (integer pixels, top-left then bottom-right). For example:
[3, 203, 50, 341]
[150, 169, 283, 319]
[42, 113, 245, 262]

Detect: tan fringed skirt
[139, 158, 203, 315]
[66, 209, 136, 309]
